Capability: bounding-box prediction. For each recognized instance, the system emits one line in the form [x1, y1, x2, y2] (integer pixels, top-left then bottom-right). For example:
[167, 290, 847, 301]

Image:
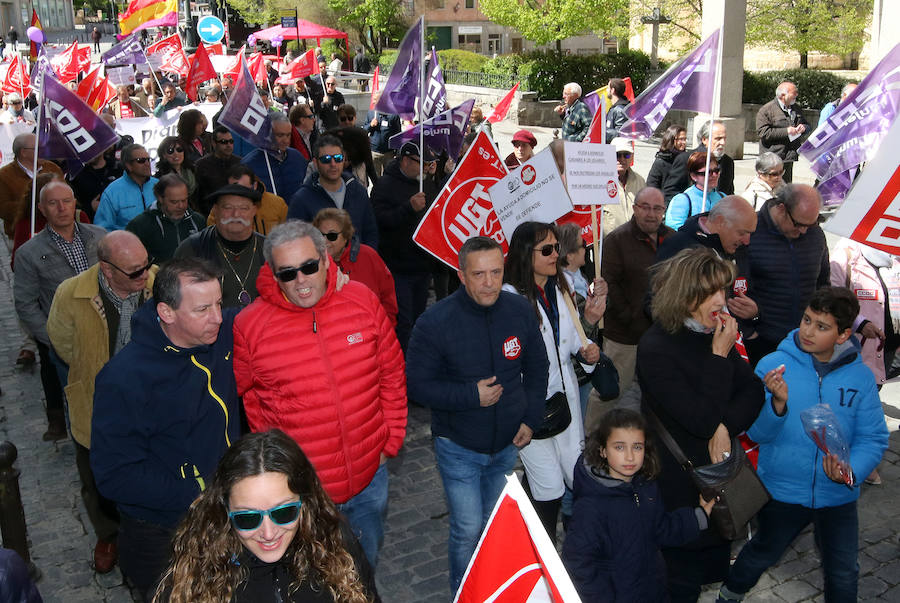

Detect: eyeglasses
[339, 116, 354, 122]
[693, 168, 720, 176]
[131, 157, 151, 164]
[616, 152, 633, 159]
[274, 259, 320, 282]
[634, 203, 666, 214]
[298, 114, 313, 120]
[165, 145, 184, 154]
[215, 138, 234, 145]
[106, 257, 154, 279]
[321, 231, 340, 241]
[784, 204, 819, 229]
[10, 101, 22, 105]
[764, 169, 784, 177]
[228, 501, 303, 531]
[534, 242, 560, 256]
[317, 153, 344, 164]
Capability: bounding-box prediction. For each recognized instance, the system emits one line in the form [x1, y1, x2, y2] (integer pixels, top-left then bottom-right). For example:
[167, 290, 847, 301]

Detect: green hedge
[377, 48, 488, 72]
[742, 69, 853, 110]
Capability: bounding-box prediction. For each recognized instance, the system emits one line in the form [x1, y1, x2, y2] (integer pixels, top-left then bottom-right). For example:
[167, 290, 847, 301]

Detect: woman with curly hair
[176, 108, 210, 164]
[154, 136, 199, 213]
[154, 429, 380, 603]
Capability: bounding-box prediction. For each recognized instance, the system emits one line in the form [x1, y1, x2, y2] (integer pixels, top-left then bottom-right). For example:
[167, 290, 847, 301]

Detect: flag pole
[30, 68, 45, 238]
[418, 16, 424, 194]
[263, 151, 277, 197]
[701, 28, 723, 214]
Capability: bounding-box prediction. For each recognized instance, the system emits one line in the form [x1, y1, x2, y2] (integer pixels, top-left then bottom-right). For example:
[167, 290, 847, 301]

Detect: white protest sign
[115, 112, 181, 170]
[489, 148, 573, 240]
[563, 141, 620, 205]
[0, 122, 35, 167]
[107, 65, 136, 88]
[210, 54, 233, 74]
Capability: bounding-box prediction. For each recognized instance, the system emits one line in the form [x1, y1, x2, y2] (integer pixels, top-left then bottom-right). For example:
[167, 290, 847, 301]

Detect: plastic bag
[800, 404, 852, 485]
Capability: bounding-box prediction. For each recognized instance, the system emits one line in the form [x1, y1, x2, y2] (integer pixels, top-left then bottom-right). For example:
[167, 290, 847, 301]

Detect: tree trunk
[799, 51, 808, 69]
[556, 39, 562, 54]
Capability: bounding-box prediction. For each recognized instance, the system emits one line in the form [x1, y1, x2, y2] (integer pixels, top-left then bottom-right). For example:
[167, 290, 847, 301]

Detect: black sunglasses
[321, 231, 340, 241]
[274, 259, 320, 282]
[534, 242, 560, 257]
[216, 138, 234, 145]
[228, 501, 302, 531]
[317, 153, 344, 164]
[107, 257, 154, 279]
[693, 168, 721, 176]
[131, 157, 151, 164]
[165, 145, 184, 154]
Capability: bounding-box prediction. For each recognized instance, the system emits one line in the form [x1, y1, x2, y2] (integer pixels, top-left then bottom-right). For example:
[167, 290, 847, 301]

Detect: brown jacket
[601, 217, 673, 345]
[0, 159, 63, 237]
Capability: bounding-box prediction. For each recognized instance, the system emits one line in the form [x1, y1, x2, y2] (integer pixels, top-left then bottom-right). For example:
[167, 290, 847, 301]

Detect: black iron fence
[442, 69, 529, 91]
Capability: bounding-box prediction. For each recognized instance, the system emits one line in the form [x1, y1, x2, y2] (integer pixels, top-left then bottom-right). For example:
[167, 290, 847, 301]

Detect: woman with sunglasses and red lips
[502, 221, 604, 545]
[155, 136, 200, 213]
[665, 151, 726, 230]
[155, 429, 380, 603]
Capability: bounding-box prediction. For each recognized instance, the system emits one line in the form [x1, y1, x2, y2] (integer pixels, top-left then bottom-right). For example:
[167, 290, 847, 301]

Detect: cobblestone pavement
[0, 127, 897, 602]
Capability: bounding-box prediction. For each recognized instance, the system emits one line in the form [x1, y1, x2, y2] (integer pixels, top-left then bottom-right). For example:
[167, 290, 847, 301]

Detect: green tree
[327, 0, 408, 54]
[477, 0, 629, 51]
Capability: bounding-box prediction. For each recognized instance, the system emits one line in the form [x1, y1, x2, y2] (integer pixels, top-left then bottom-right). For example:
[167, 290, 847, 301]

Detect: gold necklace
[217, 236, 257, 306]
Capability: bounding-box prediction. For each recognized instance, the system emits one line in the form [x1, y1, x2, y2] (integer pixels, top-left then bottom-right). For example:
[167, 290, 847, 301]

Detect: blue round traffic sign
[197, 15, 225, 44]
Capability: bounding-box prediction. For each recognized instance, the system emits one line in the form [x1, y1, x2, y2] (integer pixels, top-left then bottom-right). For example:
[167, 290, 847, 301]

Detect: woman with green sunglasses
[155, 430, 379, 602]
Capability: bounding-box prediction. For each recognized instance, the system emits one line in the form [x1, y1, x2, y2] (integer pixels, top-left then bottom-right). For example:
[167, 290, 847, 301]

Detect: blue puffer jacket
[91, 300, 241, 528]
[737, 205, 830, 344]
[665, 185, 725, 231]
[406, 288, 549, 454]
[562, 455, 707, 602]
[287, 172, 379, 249]
[751, 330, 889, 508]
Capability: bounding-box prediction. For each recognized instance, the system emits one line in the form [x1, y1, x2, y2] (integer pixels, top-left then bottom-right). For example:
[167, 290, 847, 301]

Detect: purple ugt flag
[218, 55, 276, 152]
[102, 33, 147, 67]
[37, 72, 119, 178]
[389, 99, 474, 158]
[618, 29, 720, 139]
[420, 47, 447, 118]
[375, 17, 422, 120]
[799, 42, 900, 206]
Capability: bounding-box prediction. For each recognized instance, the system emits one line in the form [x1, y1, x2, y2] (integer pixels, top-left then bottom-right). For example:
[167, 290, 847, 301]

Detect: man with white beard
[174, 184, 267, 309]
[662, 120, 734, 202]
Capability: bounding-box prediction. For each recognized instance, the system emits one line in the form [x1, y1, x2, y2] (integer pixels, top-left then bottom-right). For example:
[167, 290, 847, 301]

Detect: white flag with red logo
[824, 115, 900, 255]
[455, 474, 582, 603]
[413, 130, 509, 269]
[146, 34, 189, 77]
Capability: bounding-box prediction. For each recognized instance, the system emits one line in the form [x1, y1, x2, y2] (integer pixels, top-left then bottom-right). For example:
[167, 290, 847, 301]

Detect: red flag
[146, 34, 189, 77]
[204, 43, 224, 55]
[369, 65, 380, 110]
[223, 45, 246, 83]
[185, 43, 217, 101]
[2, 54, 30, 96]
[413, 130, 509, 269]
[486, 82, 519, 124]
[50, 40, 90, 84]
[87, 76, 116, 111]
[30, 10, 42, 62]
[274, 48, 317, 85]
[455, 475, 581, 602]
[247, 52, 267, 84]
[76, 66, 101, 101]
[623, 76, 635, 102]
[582, 101, 606, 144]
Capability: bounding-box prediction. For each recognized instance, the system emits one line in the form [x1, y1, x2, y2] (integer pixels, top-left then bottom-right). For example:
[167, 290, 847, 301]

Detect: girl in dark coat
[646, 125, 687, 190]
[637, 247, 765, 602]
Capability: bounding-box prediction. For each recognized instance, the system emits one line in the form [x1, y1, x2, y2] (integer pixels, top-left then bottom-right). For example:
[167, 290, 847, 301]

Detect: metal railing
[442, 69, 526, 90]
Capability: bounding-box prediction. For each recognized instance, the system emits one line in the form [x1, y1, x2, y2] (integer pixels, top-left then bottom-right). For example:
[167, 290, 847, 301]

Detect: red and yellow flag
[30, 10, 42, 61]
[118, 0, 177, 37]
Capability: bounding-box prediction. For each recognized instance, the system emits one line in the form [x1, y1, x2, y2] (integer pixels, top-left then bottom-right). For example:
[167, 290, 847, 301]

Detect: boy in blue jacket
[718, 287, 889, 602]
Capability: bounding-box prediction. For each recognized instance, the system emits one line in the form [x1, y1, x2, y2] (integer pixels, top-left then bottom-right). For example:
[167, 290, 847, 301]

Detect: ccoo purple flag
[374, 17, 422, 119]
[37, 71, 119, 178]
[218, 54, 276, 152]
[388, 98, 474, 158]
[420, 47, 447, 118]
[799, 42, 900, 206]
[618, 29, 720, 139]
[101, 33, 147, 66]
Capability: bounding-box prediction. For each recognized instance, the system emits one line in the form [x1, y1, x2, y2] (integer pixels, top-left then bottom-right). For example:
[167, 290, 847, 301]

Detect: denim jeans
[336, 463, 389, 569]
[434, 436, 518, 594]
[723, 499, 859, 602]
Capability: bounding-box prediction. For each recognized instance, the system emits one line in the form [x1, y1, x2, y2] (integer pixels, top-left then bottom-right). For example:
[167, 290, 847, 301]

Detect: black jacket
[288, 172, 379, 249]
[662, 145, 734, 202]
[406, 288, 549, 454]
[605, 98, 630, 142]
[637, 323, 764, 549]
[370, 159, 437, 274]
[646, 149, 681, 191]
[736, 203, 829, 344]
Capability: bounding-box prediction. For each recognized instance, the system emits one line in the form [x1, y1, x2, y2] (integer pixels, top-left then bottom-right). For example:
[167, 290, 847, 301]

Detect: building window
[458, 34, 481, 52]
[465, 0, 474, 8]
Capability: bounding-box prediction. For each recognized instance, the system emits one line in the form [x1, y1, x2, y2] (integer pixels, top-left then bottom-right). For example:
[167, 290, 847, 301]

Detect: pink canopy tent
[253, 20, 351, 64]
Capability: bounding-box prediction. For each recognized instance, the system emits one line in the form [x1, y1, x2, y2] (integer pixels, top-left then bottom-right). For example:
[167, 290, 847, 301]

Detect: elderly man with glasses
[0, 133, 63, 238]
[234, 219, 406, 569]
[319, 75, 345, 131]
[240, 113, 308, 199]
[47, 230, 156, 575]
[95, 144, 158, 231]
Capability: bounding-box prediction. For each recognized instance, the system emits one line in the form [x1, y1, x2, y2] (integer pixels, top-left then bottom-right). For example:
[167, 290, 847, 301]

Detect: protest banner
[106, 65, 137, 88]
[563, 142, 619, 206]
[412, 130, 509, 269]
[489, 148, 573, 240]
[115, 111, 181, 169]
[420, 47, 447, 118]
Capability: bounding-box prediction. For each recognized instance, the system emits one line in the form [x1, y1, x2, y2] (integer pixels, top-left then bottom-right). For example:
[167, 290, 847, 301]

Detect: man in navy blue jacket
[91, 258, 240, 600]
[406, 236, 549, 594]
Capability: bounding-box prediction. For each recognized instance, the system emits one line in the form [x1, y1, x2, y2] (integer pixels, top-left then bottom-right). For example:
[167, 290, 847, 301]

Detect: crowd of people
[0, 45, 892, 603]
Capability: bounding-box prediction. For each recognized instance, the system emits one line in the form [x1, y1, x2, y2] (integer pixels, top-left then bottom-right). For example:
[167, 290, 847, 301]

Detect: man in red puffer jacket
[234, 219, 406, 569]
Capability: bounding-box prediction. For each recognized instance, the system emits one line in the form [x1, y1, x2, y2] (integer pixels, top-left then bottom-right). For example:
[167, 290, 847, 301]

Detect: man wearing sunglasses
[14, 181, 106, 442]
[737, 184, 829, 363]
[194, 125, 242, 211]
[601, 137, 646, 235]
[47, 231, 156, 575]
[92, 258, 240, 599]
[95, 144, 158, 231]
[287, 135, 379, 248]
[234, 220, 406, 569]
[240, 113, 308, 199]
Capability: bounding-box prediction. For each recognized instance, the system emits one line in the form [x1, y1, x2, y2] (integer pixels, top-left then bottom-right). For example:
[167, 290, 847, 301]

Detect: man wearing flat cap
[175, 184, 266, 308]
